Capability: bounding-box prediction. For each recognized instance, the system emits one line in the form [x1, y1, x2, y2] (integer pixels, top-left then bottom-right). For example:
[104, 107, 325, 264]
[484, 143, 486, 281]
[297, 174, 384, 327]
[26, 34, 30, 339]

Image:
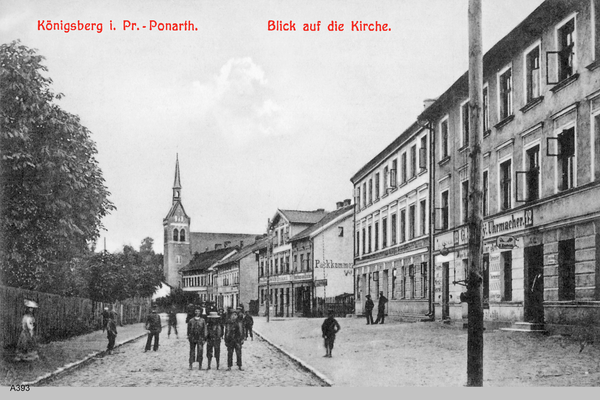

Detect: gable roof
[180, 247, 238, 273]
[164, 200, 189, 221]
[277, 209, 328, 225]
[212, 237, 269, 268]
[290, 204, 354, 242]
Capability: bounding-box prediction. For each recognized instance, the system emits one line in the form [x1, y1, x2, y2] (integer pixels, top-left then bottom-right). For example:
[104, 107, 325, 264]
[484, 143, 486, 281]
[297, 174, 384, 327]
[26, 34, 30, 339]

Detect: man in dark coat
[167, 307, 178, 338]
[187, 308, 207, 370]
[206, 311, 223, 370]
[224, 310, 244, 371]
[364, 294, 374, 325]
[321, 309, 341, 358]
[185, 303, 195, 324]
[144, 306, 162, 351]
[243, 311, 254, 341]
[101, 307, 110, 332]
[106, 311, 118, 355]
[373, 291, 388, 324]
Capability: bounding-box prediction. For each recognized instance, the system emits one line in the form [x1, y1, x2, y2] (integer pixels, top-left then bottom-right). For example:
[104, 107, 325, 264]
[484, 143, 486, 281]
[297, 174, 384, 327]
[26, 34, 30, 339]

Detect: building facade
[419, 0, 600, 330]
[351, 122, 432, 319]
[180, 247, 237, 302]
[163, 156, 259, 288]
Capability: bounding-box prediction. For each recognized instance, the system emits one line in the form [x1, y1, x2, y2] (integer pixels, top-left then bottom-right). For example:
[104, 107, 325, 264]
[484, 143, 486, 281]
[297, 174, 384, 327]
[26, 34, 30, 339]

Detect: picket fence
[0, 285, 151, 348]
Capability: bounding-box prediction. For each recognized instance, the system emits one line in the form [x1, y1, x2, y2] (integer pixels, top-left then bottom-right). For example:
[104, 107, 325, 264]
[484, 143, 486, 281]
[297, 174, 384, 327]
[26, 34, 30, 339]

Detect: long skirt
[14, 330, 38, 361]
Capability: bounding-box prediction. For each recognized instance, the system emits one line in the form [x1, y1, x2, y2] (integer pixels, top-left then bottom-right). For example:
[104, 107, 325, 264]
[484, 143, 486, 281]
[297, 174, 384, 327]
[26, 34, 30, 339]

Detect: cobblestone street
[41, 316, 325, 387]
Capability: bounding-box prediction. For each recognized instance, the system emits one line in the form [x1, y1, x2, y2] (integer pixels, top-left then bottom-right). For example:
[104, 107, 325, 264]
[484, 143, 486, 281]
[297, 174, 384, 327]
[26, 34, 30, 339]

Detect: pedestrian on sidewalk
[106, 311, 118, 355]
[364, 294, 374, 325]
[321, 309, 340, 358]
[101, 306, 110, 332]
[206, 311, 222, 370]
[167, 306, 178, 338]
[224, 310, 244, 371]
[243, 311, 254, 341]
[187, 308, 207, 370]
[14, 299, 39, 362]
[144, 306, 162, 352]
[373, 291, 388, 324]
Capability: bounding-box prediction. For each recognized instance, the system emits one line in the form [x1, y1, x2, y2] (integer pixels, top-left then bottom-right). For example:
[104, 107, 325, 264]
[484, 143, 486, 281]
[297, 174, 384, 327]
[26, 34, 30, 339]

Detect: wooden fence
[0, 285, 152, 348]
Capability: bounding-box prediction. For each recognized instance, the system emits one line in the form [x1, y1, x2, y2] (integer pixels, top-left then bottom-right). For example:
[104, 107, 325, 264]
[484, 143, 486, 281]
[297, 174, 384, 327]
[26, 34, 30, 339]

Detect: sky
[1, 0, 546, 254]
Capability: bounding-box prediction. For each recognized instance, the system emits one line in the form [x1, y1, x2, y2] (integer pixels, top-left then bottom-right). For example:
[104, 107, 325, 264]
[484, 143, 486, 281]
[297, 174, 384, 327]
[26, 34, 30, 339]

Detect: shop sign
[315, 279, 328, 287]
[434, 231, 455, 251]
[496, 236, 516, 249]
[482, 209, 533, 238]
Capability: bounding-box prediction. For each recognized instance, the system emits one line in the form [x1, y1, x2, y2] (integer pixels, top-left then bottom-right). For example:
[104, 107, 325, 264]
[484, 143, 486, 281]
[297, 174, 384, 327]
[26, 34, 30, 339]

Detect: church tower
[163, 155, 192, 287]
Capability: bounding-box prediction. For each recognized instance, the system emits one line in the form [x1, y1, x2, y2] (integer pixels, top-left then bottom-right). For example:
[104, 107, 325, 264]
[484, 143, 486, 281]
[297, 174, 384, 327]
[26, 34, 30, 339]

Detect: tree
[0, 40, 115, 290]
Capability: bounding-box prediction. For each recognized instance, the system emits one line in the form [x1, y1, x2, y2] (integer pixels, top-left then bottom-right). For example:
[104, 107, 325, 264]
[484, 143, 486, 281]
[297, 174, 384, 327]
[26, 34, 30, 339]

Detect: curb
[253, 328, 333, 387]
[22, 325, 165, 386]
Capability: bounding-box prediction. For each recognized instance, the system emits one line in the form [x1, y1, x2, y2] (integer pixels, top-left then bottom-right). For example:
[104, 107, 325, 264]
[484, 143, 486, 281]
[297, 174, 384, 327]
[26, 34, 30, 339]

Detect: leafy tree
[0, 40, 115, 290]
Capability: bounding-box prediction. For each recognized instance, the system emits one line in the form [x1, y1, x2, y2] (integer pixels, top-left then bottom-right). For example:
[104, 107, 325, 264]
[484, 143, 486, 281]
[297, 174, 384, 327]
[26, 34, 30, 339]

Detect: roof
[180, 247, 238, 273]
[350, 121, 423, 184]
[290, 204, 354, 242]
[163, 200, 189, 221]
[212, 237, 269, 268]
[277, 209, 328, 225]
[418, 0, 574, 122]
[173, 154, 181, 189]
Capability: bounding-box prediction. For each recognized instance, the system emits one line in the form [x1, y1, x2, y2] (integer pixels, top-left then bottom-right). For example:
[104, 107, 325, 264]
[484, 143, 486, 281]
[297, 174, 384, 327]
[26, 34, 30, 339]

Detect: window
[461, 180, 469, 224]
[401, 153, 407, 183]
[420, 199, 427, 236]
[369, 179, 373, 204]
[383, 167, 389, 191]
[368, 226, 372, 253]
[526, 145, 540, 201]
[409, 205, 416, 240]
[275, 258, 279, 274]
[400, 210, 406, 242]
[499, 67, 513, 120]
[375, 173, 380, 200]
[483, 85, 490, 132]
[557, 18, 576, 82]
[440, 119, 449, 159]
[173, 229, 179, 242]
[419, 135, 427, 170]
[374, 222, 379, 251]
[391, 159, 398, 187]
[179, 229, 186, 242]
[362, 183, 367, 207]
[392, 268, 397, 300]
[286, 256, 290, 273]
[525, 45, 541, 102]
[461, 101, 470, 148]
[483, 170, 489, 216]
[260, 261, 264, 277]
[293, 254, 298, 271]
[362, 228, 366, 254]
[558, 127, 575, 191]
[338, 226, 344, 237]
[409, 264, 415, 299]
[355, 231, 360, 256]
[501, 251, 512, 301]
[382, 217, 388, 248]
[391, 214, 397, 245]
[307, 252, 311, 270]
[400, 266, 406, 299]
[300, 254, 304, 271]
[176, 255, 182, 265]
[410, 145, 417, 178]
[558, 239, 576, 300]
[441, 190, 449, 230]
[500, 159, 512, 210]
[421, 262, 428, 298]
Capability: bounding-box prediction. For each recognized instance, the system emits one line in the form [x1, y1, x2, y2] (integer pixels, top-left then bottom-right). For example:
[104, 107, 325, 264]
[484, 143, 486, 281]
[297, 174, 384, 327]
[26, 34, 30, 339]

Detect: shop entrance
[524, 245, 544, 323]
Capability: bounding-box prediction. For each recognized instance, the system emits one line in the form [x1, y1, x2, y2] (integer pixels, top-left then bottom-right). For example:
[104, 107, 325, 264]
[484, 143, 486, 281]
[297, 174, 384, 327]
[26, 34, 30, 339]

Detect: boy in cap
[206, 311, 223, 370]
[187, 308, 207, 370]
[321, 309, 340, 358]
[144, 306, 162, 352]
[224, 310, 244, 371]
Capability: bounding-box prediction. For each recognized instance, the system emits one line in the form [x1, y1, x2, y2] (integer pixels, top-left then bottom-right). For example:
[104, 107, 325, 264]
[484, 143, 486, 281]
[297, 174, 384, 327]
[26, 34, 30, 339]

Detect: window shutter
[546, 51, 560, 85]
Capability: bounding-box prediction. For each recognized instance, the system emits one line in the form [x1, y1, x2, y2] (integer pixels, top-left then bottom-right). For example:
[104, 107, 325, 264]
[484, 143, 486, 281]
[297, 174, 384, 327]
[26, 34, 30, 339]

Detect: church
[162, 156, 260, 288]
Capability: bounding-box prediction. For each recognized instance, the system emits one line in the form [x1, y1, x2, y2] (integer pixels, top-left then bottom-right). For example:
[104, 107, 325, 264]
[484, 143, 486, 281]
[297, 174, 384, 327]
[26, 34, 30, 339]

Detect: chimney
[423, 98, 437, 110]
[343, 199, 351, 206]
[336, 201, 344, 209]
[316, 208, 325, 212]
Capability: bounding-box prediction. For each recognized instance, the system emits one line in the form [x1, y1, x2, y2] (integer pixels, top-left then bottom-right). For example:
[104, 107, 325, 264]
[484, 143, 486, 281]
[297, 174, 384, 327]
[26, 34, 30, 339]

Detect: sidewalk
[253, 316, 600, 386]
[1, 314, 168, 386]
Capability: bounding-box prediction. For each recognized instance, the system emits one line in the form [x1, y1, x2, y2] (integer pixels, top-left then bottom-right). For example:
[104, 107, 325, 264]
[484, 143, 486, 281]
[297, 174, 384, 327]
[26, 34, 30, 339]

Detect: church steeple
[173, 154, 182, 204]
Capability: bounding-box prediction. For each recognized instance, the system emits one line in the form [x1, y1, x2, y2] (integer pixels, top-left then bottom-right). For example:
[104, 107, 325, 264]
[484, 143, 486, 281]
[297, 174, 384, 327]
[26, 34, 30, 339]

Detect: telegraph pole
[467, 0, 484, 387]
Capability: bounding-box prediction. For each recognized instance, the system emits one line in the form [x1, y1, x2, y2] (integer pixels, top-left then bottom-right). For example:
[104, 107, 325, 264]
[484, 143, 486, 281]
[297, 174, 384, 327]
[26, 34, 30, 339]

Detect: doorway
[524, 245, 544, 323]
[441, 262, 450, 319]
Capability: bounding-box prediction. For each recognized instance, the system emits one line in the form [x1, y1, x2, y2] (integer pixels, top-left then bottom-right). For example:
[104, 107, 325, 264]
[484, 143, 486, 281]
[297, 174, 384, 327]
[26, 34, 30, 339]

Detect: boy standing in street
[144, 306, 162, 352]
[206, 311, 223, 370]
[243, 311, 254, 341]
[187, 308, 207, 370]
[321, 309, 340, 358]
[167, 307, 178, 339]
[224, 310, 244, 371]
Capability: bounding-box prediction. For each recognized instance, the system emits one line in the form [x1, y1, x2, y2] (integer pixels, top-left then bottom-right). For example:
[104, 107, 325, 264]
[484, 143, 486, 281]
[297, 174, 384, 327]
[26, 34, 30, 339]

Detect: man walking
[243, 311, 254, 341]
[106, 311, 118, 355]
[144, 306, 162, 352]
[224, 310, 244, 371]
[101, 306, 110, 332]
[187, 308, 207, 370]
[206, 311, 222, 370]
[321, 309, 341, 358]
[373, 291, 388, 324]
[167, 307, 178, 339]
[364, 294, 374, 325]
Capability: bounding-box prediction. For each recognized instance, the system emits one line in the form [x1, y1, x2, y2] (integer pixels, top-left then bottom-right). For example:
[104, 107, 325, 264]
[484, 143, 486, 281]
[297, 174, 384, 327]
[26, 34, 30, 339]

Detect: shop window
[558, 239, 576, 301]
[501, 251, 512, 301]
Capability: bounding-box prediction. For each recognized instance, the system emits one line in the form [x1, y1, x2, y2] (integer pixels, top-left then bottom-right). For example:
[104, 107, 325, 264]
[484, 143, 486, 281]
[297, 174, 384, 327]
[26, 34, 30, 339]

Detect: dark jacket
[243, 314, 254, 328]
[365, 298, 374, 312]
[378, 295, 388, 311]
[321, 316, 340, 339]
[224, 320, 244, 346]
[207, 320, 223, 341]
[168, 311, 177, 324]
[187, 317, 207, 343]
[145, 313, 162, 333]
[107, 319, 118, 337]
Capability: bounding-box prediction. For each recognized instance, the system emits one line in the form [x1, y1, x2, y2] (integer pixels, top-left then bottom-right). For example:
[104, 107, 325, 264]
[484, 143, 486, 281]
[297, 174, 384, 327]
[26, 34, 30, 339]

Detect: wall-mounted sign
[315, 279, 328, 287]
[496, 236, 516, 249]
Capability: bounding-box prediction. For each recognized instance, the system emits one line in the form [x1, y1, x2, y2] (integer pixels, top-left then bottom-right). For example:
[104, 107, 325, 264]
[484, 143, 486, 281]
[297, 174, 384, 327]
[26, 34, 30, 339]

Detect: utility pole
[467, 0, 484, 387]
[266, 219, 271, 323]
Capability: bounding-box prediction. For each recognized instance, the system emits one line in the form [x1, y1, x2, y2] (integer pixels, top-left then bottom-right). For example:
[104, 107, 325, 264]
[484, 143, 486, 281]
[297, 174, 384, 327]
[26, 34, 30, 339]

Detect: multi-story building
[211, 238, 267, 312]
[290, 200, 355, 316]
[419, 0, 600, 331]
[162, 156, 259, 288]
[180, 247, 237, 302]
[351, 122, 432, 319]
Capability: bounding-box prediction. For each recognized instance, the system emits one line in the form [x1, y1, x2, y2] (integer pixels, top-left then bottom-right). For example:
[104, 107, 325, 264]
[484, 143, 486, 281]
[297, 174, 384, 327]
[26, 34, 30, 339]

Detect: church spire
[173, 154, 182, 204]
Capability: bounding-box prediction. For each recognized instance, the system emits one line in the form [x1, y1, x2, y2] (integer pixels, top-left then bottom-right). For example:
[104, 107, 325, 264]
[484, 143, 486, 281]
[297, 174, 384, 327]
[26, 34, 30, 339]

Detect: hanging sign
[496, 235, 516, 249]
